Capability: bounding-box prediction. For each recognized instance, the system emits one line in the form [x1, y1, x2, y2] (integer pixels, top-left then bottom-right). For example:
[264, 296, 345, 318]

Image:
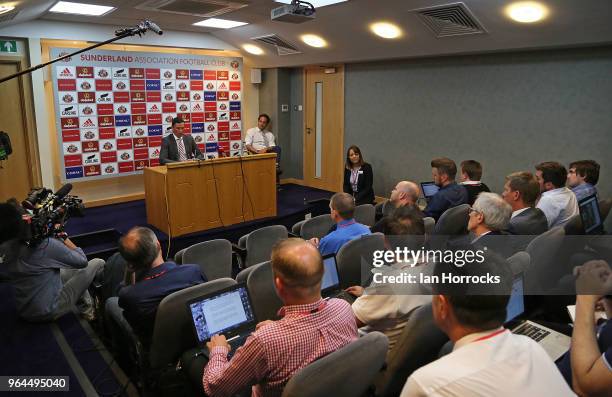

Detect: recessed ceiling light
[243, 44, 264, 55]
[505, 2, 549, 23]
[275, 0, 346, 7]
[193, 18, 248, 29]
[301, 34, 327, 48]
[370, 22, 402, 39]
[0, 5, 15, 15]
[49, 1, 115, 16]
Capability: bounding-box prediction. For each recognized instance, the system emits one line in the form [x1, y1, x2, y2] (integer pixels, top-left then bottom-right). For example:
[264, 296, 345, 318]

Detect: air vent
[136, 0, 248, 18]
[0, 9, 19, 24]
[251, 34, 302, 56]
[413, 2, 486, 38]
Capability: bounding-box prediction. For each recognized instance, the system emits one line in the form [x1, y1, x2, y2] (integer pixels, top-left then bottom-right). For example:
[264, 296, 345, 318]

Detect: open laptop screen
[421, 182, 440, 199]
[187, 285, 256, 343]
[578, 193, 603, 235]
[505, 275, 525, 323]
[321, 254, 340, 293]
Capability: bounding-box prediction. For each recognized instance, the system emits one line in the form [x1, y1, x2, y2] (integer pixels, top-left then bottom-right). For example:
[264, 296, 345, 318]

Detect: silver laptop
[505, 276, 571, 361]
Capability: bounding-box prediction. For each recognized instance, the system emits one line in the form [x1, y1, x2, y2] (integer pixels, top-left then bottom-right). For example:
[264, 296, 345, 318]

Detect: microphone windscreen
[145, 20, 163, 35]
[54, 183, 73, 199]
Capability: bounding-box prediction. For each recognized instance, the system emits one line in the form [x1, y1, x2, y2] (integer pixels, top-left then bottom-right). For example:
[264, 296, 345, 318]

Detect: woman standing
[343, 145, 374, 205]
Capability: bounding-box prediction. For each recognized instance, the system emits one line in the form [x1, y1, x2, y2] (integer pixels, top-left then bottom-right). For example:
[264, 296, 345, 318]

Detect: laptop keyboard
[227, 335, 249, 359]
[333, 291, 356, 304]
[513, 322, 550, 342]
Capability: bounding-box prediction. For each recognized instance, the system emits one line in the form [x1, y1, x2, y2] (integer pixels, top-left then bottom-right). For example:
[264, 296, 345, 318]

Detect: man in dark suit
[159, 117, 204, 165]
[502, 171, 549, 238]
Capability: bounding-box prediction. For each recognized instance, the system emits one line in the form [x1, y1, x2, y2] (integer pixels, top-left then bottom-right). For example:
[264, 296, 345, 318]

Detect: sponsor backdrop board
[51, 48, 243, 181]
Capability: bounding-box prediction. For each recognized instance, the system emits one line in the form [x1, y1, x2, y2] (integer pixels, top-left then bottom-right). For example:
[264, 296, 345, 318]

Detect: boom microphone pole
[0, 20, 163, 85]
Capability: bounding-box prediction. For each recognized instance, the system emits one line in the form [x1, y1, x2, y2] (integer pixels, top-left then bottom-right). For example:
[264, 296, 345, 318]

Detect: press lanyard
[278, 299, 328, 318]
[338, 220, 356, 228]
[143, 269, 168, 281]
[472, 328, 506, 343]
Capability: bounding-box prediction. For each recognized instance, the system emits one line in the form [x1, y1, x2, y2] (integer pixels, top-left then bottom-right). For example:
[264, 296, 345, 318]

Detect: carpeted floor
[65, 183, 334, 258]
[0, 281, 133, 396]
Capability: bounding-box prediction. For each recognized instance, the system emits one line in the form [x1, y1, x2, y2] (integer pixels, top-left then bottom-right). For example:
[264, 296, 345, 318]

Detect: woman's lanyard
[350, 168, 360, 192]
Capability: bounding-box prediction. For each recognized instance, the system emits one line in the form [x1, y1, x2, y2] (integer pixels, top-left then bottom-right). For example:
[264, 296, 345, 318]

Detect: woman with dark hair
[343, 145, 374, 205]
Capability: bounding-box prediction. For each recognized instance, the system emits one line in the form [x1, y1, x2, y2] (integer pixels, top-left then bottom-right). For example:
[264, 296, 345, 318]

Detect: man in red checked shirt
[202, 238, 358, 397]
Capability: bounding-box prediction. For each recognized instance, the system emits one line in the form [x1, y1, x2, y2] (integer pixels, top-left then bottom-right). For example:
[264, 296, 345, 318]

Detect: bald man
[203, 238, 358, 397]
[388, 181, 420, 212]
[372, 181, 421, 233]
[117, 227, 205, 347]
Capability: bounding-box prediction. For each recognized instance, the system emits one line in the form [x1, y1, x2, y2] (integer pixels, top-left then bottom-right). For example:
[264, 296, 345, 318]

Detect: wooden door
[303, 65, 344, 192]
[0, 62, 33, 202]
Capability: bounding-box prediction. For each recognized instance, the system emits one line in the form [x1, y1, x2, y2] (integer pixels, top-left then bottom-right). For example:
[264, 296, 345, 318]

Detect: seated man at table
[159, 117, 204, 164]
[202, 238, 358, 397]
[245, 114, 281, 166]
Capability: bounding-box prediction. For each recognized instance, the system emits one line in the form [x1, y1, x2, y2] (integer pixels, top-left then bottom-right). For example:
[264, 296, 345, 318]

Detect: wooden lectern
[144, 153, 277, 237]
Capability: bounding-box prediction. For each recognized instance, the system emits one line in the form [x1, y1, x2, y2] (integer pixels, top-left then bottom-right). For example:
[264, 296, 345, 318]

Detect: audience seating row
[102, 192, 612, 396]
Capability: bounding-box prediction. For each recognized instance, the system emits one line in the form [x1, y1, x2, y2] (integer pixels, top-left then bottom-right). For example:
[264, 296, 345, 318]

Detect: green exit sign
[0, 40, 17, 53]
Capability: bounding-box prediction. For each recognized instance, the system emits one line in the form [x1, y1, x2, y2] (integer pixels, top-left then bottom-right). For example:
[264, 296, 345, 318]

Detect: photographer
[0, 202, 104, 322]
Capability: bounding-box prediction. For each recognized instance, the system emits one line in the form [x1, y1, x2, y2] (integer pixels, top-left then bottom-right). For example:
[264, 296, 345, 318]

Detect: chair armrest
[232, 243, 247, 256]
[232, 244, 247, 269]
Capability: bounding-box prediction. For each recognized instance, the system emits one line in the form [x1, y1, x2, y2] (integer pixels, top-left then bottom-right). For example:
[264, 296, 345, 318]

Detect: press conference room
[0, 1, 611, 396]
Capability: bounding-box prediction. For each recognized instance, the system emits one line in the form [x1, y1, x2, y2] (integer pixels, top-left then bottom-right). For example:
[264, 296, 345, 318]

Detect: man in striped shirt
[202, 238, 358, 397]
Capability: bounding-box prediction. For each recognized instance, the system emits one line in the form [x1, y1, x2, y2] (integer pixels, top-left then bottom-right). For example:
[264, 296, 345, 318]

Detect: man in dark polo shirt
[424, 157, 469, 221]
[118, 227, 206, 347]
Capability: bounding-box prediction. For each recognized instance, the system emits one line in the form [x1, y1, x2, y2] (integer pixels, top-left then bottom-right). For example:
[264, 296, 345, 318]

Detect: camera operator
[0, 202, 104, 322]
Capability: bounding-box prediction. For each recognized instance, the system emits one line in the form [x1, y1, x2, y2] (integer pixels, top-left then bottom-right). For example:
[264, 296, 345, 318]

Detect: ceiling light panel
[193, 18, 248, 28]
[49, 1, 115, 16]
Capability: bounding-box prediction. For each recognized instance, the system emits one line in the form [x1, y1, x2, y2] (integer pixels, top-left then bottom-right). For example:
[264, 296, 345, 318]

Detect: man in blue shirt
[117, 227, 206, 347]
[424, 157, 469, 221]
[309, 192, 371, 255]
[567, 160, 600, 201]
